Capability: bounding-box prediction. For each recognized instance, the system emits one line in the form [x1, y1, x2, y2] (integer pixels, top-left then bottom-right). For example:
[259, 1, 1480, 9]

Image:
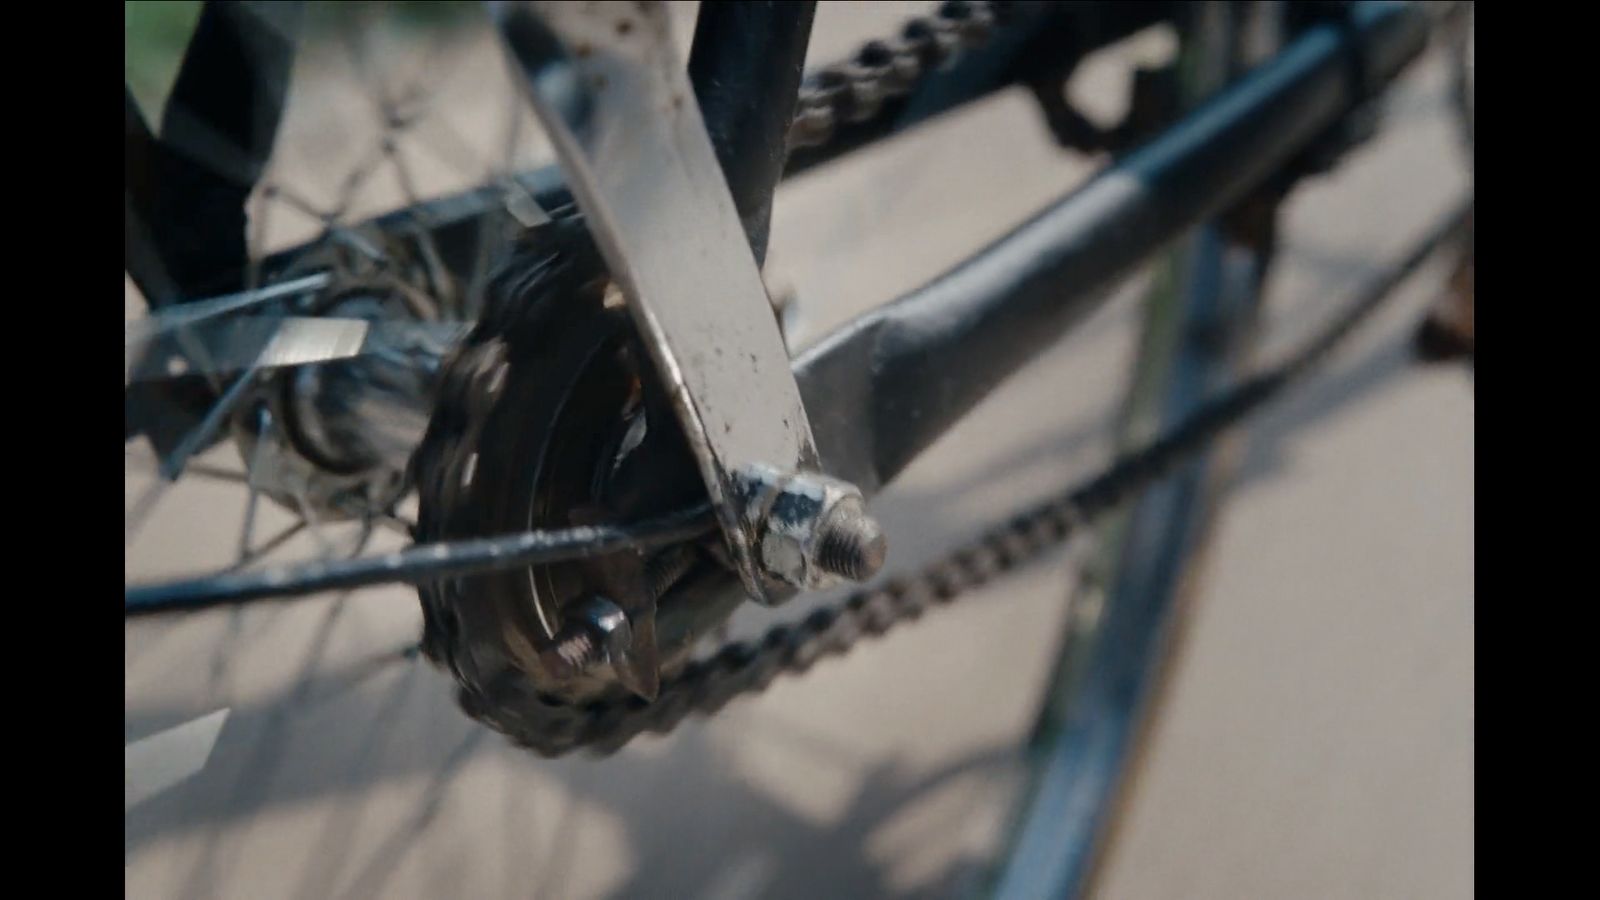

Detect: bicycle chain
[787, 0, 1018, 150]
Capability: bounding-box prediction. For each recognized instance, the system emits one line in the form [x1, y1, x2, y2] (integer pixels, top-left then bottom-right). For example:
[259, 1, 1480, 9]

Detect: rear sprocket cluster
[412, 216, 714, 729]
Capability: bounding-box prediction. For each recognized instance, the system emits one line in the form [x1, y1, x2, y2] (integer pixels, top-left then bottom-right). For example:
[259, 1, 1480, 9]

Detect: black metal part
[791, 0, 1429, 499]
[125, 88, 174, 307]
[147, 0, 302, 302]
[126, 1, 303, 456]
[688, 1, 816, 264]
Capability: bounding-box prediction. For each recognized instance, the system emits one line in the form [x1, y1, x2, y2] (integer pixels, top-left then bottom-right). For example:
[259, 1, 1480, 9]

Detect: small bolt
[813, 499, 887, 582]
[539, 596, 631, 679]
[739, 466, 888, 591]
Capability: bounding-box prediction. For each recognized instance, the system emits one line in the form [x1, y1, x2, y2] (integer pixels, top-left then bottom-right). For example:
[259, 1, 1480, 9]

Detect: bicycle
[125, 2, 1473, 896]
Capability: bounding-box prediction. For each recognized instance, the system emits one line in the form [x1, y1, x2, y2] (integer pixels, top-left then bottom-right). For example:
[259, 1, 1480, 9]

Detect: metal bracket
[495, 1, 823, 604]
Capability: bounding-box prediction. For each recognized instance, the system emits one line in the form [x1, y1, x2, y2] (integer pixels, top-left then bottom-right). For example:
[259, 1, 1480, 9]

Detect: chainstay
[492, 199, 1472, 758]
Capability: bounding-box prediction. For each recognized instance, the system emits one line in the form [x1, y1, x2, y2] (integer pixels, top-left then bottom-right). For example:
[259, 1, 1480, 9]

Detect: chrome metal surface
[124, 271, 332, 350]
[734, 465, 885, 592]
[126, 315, 466, 384]
[495, 0, 824, 604]
[811, 497, 888, 583]
[126, 316, 367, 382]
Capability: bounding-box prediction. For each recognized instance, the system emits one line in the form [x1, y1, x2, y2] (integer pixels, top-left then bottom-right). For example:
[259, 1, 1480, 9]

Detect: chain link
[787, 1, 1018, 150]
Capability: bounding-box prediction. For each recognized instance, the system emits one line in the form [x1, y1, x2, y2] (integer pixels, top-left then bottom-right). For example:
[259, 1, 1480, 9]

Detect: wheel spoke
[292, 489, 338, 559]
[373, 513, 416, 537]
[165, 366, 259, 484]
[126, 445, 247, 485]
[236, 412, 279, 563]
[128, 4, 588, 611]
[268, 182, 336, 223]
[245, 181, 275, 293]
[504, 84, 524, 174]
[339, 13, 398, 127]
[265, 186, 389, 265]
[237, 482, 262, 563]
[350, 518, 377, 558]
[228, 519, 309, 573]
[186, 463, 249, 485]
[124, 479, 168, 546]
[384, 140, 456, 319]
[330, 136, 392, 222]
[126, 365, 264, 544]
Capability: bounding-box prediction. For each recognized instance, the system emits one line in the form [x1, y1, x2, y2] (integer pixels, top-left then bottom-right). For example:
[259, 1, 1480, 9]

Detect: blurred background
[126, 3, 1473, 897]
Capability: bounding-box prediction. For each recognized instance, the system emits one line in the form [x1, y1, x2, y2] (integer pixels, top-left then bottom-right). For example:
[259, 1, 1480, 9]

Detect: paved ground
[126, 6, 1472, 898]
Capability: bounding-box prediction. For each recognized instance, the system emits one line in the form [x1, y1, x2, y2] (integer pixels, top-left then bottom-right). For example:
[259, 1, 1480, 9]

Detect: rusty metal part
[787, 0, 1015, 150]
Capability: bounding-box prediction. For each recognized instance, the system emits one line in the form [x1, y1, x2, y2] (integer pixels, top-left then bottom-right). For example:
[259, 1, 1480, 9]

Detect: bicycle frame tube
[687, 0, 816, 265]
[792, 0, 1428, 499]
